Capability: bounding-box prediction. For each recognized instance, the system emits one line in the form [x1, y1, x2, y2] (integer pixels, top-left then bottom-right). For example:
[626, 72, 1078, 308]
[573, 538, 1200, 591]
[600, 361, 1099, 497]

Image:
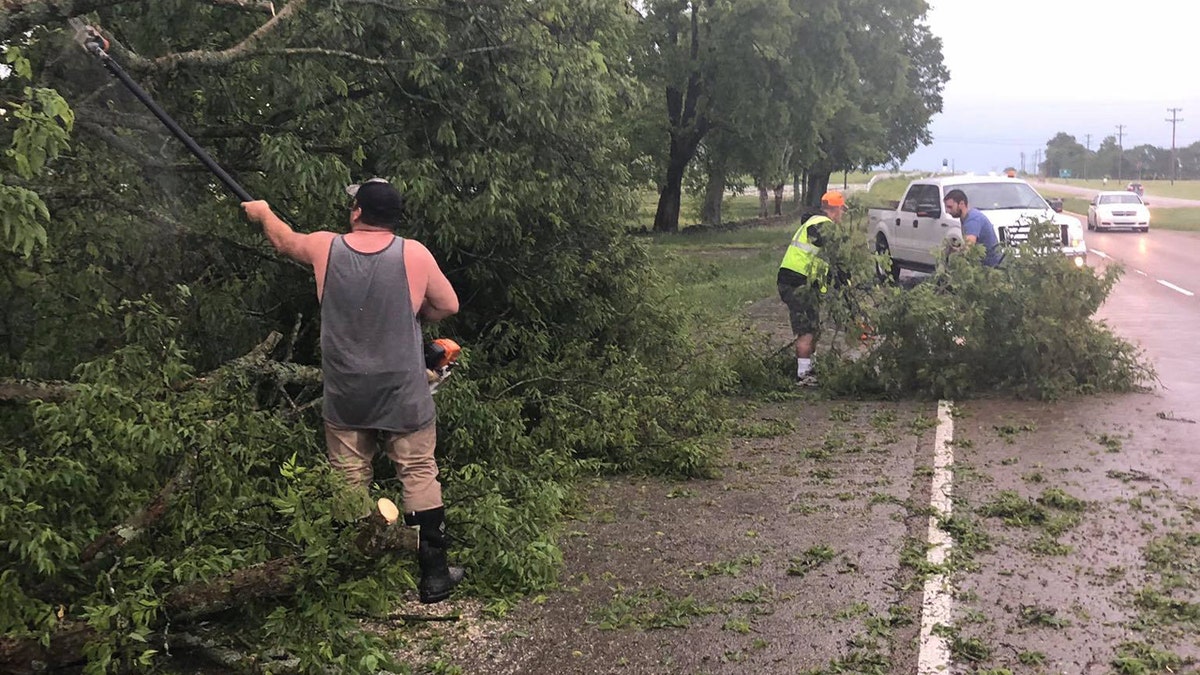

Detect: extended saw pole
[75, 24, 255, 204]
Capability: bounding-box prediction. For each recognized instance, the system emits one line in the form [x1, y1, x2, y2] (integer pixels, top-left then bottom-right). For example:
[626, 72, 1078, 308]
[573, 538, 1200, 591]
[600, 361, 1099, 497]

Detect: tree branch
[0, 332, 306, 404]
[77, 450, 200, 564]
[76, 119, 175, 169]
[0, 378, 75, 403]
[120, 0, 308, 72]
[207, 0, 275, 13]
[257, 47, 388, 66]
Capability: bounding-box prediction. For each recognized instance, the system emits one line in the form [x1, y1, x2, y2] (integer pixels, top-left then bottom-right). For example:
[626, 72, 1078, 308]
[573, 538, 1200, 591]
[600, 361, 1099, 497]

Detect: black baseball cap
[345, 178, 404, 227]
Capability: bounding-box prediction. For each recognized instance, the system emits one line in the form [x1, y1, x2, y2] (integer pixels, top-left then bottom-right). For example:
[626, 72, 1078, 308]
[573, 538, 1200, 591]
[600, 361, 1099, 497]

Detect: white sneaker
[795, 373, 818, 387]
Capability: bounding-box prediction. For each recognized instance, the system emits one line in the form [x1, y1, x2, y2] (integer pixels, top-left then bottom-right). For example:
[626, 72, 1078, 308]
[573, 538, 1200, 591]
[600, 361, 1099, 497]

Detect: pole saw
[73, 22, 256, 204]
[72, 23, 461, 392]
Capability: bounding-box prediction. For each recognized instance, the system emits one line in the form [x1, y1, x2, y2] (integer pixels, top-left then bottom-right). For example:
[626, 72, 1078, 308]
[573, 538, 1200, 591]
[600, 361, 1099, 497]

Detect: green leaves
[0, 186, 49, 256]
[3, 45, 33, 80]
[820, 216, 1153, 400]
[1, 47, 73, 257]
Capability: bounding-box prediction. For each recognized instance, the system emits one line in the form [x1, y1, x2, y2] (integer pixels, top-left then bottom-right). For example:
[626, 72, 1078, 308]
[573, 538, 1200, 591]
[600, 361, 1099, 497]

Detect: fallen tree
[814, 215, 1155, 399]
[1, 500, 414, 675]
[0, 310, 432, 674]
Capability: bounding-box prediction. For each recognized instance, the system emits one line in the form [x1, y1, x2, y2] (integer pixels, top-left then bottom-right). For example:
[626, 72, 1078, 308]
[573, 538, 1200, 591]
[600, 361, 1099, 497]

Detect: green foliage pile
[2, 298, 413, 673]
[818, 218, 1154, 400]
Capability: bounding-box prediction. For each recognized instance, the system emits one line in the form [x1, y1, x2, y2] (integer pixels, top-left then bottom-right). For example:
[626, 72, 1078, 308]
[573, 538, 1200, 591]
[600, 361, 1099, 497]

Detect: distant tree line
[1041, 131, 1200, 181]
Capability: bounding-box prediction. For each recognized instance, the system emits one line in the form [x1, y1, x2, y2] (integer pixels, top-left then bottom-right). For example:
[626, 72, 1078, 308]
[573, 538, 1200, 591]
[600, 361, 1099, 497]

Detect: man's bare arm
[242, 200, 314, 264]
[420, 259, 459, 322]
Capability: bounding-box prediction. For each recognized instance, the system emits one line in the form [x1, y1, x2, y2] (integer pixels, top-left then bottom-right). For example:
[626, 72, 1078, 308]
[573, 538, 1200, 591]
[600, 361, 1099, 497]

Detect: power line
[1167, 108, 1184, 184]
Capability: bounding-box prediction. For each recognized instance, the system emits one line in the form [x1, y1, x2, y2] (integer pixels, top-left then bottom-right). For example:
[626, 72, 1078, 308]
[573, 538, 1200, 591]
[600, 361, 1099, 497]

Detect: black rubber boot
[405, 507, 464, 604]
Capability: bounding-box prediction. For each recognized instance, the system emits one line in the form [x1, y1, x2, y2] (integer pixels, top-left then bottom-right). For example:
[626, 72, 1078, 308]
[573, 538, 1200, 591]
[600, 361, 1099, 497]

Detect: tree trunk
[805, 170, 832, 209]
[700, 159, 725, 226]
[756, 182, 769, 218]
[654, 3, 709, 232]
[773, 183, 785, 216]
[653, 149, 688, 233]
[654, 121, 708, 233]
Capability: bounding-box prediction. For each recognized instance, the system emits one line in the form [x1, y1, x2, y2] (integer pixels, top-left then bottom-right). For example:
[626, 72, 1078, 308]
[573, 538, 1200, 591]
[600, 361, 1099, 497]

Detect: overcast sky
[905, 0, 1199, 173]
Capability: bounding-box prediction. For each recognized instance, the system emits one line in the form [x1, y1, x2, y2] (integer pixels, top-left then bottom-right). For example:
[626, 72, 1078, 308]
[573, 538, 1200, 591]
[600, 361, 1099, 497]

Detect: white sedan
[1087, 191, 1150, 232]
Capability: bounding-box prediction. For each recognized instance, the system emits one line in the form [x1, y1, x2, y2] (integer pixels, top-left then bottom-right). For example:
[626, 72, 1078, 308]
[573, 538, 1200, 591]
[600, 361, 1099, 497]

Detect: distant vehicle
[866, 176, 1087, 280]
[1125, 182, 1145, 198]
[1088, 191, 1150, 232]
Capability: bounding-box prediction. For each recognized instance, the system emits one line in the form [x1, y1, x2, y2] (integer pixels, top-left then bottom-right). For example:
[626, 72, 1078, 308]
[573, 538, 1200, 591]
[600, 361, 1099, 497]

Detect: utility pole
[1084, 133, 1091, 181]
[1020, 151, 1026, 175]
[1116, 124, 1126, 181]
[1167, 108, 1183, 184]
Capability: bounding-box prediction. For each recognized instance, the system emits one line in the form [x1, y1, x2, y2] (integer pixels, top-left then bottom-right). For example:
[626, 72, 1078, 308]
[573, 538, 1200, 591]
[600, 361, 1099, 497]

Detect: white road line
[1157, 280, 1196, 297]
[918, 400, 955, 675]
[1089, 250, 1190, 296]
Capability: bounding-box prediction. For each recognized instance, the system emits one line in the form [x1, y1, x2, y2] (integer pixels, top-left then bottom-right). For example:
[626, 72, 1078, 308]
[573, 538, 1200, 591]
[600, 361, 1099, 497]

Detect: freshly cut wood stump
[356, 497, 416, 552]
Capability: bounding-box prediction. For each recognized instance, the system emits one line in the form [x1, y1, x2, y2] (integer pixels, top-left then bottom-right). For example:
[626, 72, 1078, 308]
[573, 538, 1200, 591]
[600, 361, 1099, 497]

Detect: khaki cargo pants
[324, 421, 442, 514]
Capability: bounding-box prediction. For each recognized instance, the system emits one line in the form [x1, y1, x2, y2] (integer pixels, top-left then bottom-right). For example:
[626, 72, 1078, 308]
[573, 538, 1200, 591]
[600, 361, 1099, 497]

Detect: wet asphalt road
[1030, 181, 1200, 208]
[942, 222, 1200, 672]
[1084, 225, 1200, 421]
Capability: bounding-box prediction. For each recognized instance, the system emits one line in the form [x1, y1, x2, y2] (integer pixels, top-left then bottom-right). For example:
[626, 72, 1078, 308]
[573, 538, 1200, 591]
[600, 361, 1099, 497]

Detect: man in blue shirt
[943, 189, 1003, 267]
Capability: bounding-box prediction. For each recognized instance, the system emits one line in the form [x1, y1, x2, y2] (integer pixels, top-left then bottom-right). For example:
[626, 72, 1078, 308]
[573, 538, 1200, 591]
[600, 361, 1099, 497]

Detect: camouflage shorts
[777, 282, 820, 336]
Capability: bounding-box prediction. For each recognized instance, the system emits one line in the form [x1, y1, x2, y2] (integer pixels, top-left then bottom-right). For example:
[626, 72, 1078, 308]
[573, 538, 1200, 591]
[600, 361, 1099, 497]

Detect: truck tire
[875, 235, 901, 284]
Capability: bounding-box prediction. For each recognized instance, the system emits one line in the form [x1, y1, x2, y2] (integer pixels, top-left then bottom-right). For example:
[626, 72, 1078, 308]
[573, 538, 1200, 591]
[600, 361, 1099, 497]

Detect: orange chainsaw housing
[425, 338, 461, 370]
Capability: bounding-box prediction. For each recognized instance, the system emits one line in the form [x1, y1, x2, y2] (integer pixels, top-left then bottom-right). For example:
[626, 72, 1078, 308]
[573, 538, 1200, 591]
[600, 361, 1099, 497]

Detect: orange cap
[821, 190, 846, 207]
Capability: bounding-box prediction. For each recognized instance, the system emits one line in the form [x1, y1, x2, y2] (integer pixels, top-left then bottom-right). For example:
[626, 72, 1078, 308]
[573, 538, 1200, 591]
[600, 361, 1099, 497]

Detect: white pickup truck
[867, 175, 1087, 279]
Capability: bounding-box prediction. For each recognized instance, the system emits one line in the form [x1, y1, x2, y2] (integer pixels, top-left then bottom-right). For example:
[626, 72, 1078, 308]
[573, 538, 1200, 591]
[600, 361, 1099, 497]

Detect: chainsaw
[424, 338, 461, 394]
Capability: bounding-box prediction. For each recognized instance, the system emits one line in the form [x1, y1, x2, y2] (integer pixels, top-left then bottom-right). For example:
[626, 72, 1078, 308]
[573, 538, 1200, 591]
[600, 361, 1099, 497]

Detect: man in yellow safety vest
[777, 190, 843, 386]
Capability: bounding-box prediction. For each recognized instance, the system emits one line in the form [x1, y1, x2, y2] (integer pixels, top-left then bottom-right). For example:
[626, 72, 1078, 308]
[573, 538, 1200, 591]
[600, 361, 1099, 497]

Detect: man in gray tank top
[242, 178, 462, 604]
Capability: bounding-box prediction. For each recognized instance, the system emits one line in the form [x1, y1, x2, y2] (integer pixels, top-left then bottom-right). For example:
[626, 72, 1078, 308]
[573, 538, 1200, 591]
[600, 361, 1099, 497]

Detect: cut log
[355, 497, 416, 553]
[377, 497, 400, 524]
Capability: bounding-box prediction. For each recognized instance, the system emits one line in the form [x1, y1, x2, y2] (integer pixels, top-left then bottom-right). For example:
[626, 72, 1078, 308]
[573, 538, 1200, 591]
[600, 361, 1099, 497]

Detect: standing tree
[796, 0, 947, 207]
[636, 0, 795, 232]
[1044, 132, 1088, 179]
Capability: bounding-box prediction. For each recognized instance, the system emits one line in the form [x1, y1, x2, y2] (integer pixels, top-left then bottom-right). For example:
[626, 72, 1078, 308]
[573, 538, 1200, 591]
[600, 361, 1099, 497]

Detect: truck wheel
[875, 236, 900, 284]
